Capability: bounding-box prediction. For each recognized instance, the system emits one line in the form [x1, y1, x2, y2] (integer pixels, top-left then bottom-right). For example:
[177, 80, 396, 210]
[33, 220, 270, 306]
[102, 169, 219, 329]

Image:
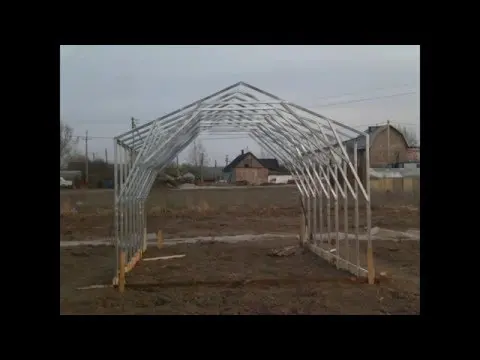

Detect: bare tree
[60, 121, 79, 168]
[397, 125, 418, 146]
[187, 140, 210, 167]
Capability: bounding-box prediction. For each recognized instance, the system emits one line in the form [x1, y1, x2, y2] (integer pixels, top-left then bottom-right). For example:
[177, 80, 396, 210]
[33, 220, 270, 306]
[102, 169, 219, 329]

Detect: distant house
[301, 124, 412, 185]
[261, 159, 291, 183]
[343, 124, 411, 168]
[305, 124, 411, 167]
[223, 150, 286, 185]
[407, 146, 420, 162]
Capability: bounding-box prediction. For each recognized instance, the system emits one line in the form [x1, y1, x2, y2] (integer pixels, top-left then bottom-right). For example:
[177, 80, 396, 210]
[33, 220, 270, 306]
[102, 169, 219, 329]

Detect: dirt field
[60, 186, 419, 214]
[60, 187, 419, 241]
[60, 238, 419, 315]
[60, 187, 420, 315]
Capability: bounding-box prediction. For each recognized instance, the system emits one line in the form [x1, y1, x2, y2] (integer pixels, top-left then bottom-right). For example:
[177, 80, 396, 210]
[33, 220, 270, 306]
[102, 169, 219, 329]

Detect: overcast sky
[60, 45, 420, 165]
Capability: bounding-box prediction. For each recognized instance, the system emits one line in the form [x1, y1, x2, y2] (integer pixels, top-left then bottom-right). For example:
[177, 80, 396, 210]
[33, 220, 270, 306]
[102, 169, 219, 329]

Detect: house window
[245, 164, 250, 168]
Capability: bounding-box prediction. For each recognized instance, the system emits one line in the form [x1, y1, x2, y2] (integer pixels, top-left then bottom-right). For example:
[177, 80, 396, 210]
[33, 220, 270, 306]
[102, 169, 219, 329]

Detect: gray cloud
[60, 45, 419, 164]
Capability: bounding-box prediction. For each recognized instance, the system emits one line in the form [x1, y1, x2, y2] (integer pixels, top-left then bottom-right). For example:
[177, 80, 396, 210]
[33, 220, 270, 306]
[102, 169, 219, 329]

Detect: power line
[73, 134, 253, 140]
[307, 91, 417, 109]
[77, 125, 420, 142]
[303, 84, 416, 104]
[74, 135, 113, 139]
[76, 121, 419, 143]
[352, 121, 417, 128]
[77, 89, 418, 126]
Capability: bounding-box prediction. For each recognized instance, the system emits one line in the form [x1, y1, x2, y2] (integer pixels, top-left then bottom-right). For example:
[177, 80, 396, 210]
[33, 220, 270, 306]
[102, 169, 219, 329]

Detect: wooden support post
[124, 250, 142, 273]
[157, 230, 164, 249]
[367, 246, 376, 284]
[118, 250, 126, 293]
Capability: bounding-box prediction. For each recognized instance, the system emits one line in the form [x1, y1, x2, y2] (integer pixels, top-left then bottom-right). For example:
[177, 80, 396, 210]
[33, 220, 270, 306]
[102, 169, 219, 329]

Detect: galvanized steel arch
[112, 81, 373, 287]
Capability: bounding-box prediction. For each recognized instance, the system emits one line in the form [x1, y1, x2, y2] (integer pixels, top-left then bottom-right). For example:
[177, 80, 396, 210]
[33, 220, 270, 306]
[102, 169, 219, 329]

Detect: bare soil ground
[60, 188, 419, 241]
[60, 187, 419, 216]
[60, 187, 419, 315]
[60, 237, 419, 315]
[60, 205, 419, 241]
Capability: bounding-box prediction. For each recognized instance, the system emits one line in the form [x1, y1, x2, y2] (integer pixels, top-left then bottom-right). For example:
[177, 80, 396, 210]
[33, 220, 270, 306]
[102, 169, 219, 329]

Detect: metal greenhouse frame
[113, 82, 374, 291]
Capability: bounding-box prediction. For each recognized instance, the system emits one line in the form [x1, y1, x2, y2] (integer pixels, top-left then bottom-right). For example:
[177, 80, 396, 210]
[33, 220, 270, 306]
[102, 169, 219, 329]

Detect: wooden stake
[119, 250, 126, 293]
[367, 246, 376, 284]
[157, 230, 164, 249]
[124, 250, 142, 273]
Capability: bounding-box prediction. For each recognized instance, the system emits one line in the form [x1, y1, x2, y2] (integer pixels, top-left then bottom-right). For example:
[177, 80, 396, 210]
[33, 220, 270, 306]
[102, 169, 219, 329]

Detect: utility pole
[225, 155, 230, 183]
[214, 160, 217, 182]
[200, 152, 204, 184]
[105, 148, 108, 163]
[76, 131, 91, 186]
[386, 120, 390, 166]
[84, 130, 89, 186]
[131, 117, 138, 163]
[131, 117, 137, 134]
[92, 152, 96, 161]
[193, 140, 198, 166]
